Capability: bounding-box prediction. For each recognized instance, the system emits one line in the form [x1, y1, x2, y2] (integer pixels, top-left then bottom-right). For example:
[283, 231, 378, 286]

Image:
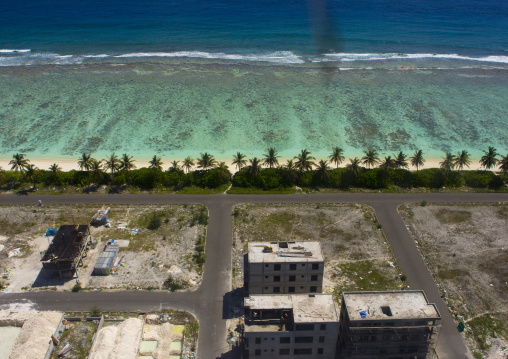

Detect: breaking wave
[1, 49, 508, 67]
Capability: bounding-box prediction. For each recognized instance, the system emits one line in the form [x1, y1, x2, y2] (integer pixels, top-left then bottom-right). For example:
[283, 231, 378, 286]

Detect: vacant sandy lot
[232, 203, 404, 295]
[399, 203, 508, 358]
[0, 204, 206, 291]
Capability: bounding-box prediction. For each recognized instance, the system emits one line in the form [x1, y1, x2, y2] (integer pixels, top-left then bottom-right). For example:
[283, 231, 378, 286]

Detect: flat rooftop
[248, 241, 324, 263]
[343, 291, 441, 321]
[245, 294, 338, 323]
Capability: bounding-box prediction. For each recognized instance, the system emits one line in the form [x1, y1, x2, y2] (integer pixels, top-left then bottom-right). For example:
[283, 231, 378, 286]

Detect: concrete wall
[247, 261, 324, 295]
[245, 321, 339, 359]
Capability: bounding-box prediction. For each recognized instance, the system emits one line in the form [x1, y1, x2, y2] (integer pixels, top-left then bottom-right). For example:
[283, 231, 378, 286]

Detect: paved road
[1, 193, 507, 359]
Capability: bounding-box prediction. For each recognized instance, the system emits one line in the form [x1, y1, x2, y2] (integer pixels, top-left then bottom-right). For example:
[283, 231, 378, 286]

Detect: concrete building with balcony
[338, 291, 441, 359]
[245, 241, 324, 295]
[244, 294, 339, 359]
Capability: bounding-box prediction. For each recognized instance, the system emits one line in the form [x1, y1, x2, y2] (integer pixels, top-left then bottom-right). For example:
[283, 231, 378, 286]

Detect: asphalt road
[1, 192, 507, 359]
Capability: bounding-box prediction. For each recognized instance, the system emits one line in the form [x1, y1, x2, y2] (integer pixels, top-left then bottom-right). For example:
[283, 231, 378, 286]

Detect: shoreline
[0, 156, 486, 174]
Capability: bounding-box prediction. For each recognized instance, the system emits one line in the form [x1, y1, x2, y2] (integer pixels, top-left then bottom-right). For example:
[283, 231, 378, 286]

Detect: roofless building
[41, 225, 92, 279]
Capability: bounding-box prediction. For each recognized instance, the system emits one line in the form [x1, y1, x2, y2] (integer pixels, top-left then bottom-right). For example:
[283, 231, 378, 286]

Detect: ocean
[0, 0, 507, 166]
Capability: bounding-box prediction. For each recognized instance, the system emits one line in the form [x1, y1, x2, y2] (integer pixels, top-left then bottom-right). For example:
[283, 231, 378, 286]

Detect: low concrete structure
[245, 241, 324, 295]
[338, 291, 441, 359]
[244, 294, 339, 358]
[40, 225, 92, 279]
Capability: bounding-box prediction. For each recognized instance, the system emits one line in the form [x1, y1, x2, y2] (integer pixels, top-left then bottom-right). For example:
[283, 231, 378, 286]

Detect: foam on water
[2, 51, 508, 67]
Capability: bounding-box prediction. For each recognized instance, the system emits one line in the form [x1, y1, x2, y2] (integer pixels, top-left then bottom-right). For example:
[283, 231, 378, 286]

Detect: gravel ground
[232, 203, 404, 296]
[0, 204, 206, 291]
[399, 202, 508, 359]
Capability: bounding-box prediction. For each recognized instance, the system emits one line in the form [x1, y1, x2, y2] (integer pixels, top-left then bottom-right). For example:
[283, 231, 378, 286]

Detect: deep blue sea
[0, 0, 507, 166]
[1, 0, 507, 65]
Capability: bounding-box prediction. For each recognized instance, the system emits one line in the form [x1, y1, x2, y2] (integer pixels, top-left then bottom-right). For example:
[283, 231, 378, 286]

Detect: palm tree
[90, 159, 103, 184]
[410, 150, 425, 172]
[263, 148, 279, 168]
[217, 162, 229, 171]
[104, 153, 120, 175]
[394, 151, 409, 170]
[77, 153, 92, 172]
[49, 163, 61, 182]
[168, 160, 180, 172]
[284, 159, 298, 183]
[440, 152, 456, 172]
[9, 153, 29, 172]
[248, 158, 262, 177]
[149, 155, 163, 171]
[197, 152, 216, 170]
[362, 149, 380, 169]
[315, 160, 331, 184]
[499, 154, 508, 177]
[119, 153, 136, 172]
[182, 157, 194, 173]
[24, 164, 38, 187]
[454, 150, 471, 171]
[380, 156, 396, 170]
[480, 146, 498, 170]
[347, 157, 361, 178]
[232, 152, 247, 171]
[294, 149, 316, 172]
[328, 147, 345, 168]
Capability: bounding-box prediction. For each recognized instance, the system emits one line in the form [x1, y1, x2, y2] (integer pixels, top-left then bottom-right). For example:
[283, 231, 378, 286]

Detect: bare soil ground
[0, 204, 206, 292]
[399, 202, 508, 359]
[232, 203, 405, 297]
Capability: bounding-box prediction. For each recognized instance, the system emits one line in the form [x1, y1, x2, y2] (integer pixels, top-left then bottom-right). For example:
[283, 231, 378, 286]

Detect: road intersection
[1, 192, 507, 358]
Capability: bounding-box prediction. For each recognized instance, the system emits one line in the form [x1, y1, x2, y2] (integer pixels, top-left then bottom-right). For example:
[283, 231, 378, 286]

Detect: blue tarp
[45, 228, 57, 237]
[360, 310, 367, 319]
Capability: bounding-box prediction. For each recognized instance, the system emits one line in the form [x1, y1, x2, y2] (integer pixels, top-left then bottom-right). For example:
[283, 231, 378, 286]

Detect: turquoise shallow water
[0, 63, 507, 165]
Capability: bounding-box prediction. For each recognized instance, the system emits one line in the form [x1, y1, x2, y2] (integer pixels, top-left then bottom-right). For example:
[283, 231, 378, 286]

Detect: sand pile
[8, 312, 62, 359]
[89, 318, 143, 359]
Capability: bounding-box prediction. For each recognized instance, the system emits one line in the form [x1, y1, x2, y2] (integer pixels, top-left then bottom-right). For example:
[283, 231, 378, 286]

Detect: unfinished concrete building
[245, 241, 324, 295]
[41, 225, 92, 279]
[244, 294, 339, 359]
[338, 291, 441, 359]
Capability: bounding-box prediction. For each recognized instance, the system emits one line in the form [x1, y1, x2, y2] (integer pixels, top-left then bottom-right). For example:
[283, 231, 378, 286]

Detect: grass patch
[435, 208, 472, 223]
[183, 319, 199, 352]
[50, 321, 97, 359]
[332, 260, 402, 300]
[437, 268, 469, 280]
[227, 186, 298, 194]
[176, 184, 230, 194]
[467, 313, 508, 352]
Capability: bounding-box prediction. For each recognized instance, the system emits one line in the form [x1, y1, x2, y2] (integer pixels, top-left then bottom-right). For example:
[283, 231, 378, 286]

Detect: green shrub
[192, 235, 206, 272]
[71, 283, 81, 292]
[163, 275, 188, 291]
[147, 212, 162, 230]
[191, 207, 208, 226]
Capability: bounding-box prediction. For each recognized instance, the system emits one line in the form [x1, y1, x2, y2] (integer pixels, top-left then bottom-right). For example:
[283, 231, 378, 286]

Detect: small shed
[91, 208, 110, 226]
[93, 241, 120, 275]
